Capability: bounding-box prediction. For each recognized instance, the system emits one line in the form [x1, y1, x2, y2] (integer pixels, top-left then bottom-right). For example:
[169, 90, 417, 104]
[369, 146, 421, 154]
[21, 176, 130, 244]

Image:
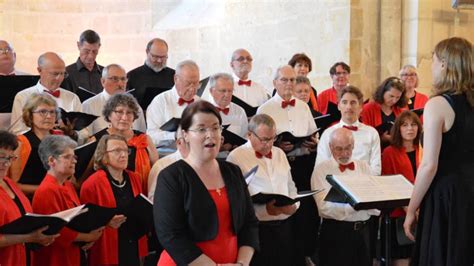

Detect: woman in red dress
[0, 130, 57, 266]
[381, 111, 422, 266]
[399, 65, 429, 111]
[154, 101, 259, 265]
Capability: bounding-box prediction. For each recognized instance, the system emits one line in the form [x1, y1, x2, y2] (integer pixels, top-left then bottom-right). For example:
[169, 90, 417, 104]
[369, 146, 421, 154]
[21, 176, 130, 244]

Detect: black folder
[59, 108, 98, 131]
[196, 76, 210, 97]
[160, 117, 181, 132]
[76, 86, 97, 102]
[231, 96, 258, 117]
[221, 125, 246, 146]
[0, 75, 40, 112]
[130, 87, 171, 111]
[74, 141, 98, 181]
[410, 108, 424, 117]
[326, 102, 341, 122]
[122, 194, 153, 240]
[276, 131, 319, 148]
[252, 190, 322, 207]
[0, 205, 87, 235]
[66, 203, 117, 233]
[375, 121, 394, 135]
[314, 114, 337, 131]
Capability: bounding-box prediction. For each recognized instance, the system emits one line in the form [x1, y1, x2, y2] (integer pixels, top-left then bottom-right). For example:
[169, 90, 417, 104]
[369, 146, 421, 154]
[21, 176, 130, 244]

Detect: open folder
[276, 130, 319, 148]
[160, 118, 181, 132]
[231, 96, 258, 117]
[252, 190, 322, 207]
[410, 108, 424, 117]
[0, 75, 40, 113]
[222, 125, 246, 146]
[324, 174, 413, 210]
[59, 108, 99, 131]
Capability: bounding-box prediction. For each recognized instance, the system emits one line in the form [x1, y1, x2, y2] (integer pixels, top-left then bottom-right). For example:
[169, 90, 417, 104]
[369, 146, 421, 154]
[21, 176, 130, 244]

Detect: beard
[146, 60, 165, 73]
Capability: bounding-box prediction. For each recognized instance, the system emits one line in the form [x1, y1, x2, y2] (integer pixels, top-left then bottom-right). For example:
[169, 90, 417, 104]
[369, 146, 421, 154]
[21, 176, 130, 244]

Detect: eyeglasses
[112, 110, 135, 117]
[401, 73, 417, 77]
[32, 109, 57, 117]
[233, 56, 253, 62]
[0, 48, 12, 55]
[278, 78, 296, 84]
[250, 131, 277, 144]
[334, 71, 349, 77]
[148, 52, 168, 61]
[107, 76, 128, 83]
[48, 71, 69, 79]
[188, 125, 223, 135]
[106, 148, 131, 156]
[177, 76, 200, 90]
[0, 155, 18, 164]
[58, 154, 78, 161]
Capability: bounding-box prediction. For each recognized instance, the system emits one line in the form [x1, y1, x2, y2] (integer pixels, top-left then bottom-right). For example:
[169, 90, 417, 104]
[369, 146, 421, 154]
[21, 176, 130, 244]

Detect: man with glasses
[317, 62, 351, 116]
[0, 40, 29, 76]
[82, 64, 146, 134]
[146, 60, 200, 148]
[11, 52, 82, 135]
[257, 65, 319, 266]
[127, 38, 175, 111]
[62, 29, 104, 95]
[227, 114, 298, 266]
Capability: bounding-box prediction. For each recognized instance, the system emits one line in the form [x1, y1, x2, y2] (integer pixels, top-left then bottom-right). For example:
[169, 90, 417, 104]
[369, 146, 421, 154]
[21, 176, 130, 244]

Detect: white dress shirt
[311, 159, 379, 221]
[207, 97, 248, 138]
[227, 141, 299, 221]
[147, 151, 183, 201]
[316, 120, 381, 175]
[146, 87, 200, 146]
[10, 81, 82, 134]
[82, 90, 147, 134]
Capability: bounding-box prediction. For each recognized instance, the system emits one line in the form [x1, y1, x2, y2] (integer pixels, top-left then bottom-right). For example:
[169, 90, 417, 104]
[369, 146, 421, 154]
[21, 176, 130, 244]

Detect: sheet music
[330, 174, 413, 203]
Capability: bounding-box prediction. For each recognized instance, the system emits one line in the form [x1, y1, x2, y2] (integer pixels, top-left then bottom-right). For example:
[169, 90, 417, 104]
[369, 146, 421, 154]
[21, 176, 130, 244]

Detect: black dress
[412, 94, 474, 266]
[18, 130, 46, 186]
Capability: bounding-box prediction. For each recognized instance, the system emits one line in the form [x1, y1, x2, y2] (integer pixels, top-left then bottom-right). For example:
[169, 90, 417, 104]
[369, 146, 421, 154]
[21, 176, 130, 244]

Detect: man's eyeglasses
[106, 148, 131, 156]
[107, 76, 128, 83]
[250, 131, 277, 144]
[0, 155, 18, 164]
[32, 109, 57, 117]
[48, 71, 69, 79]
[0, 48, 13, 55]
[149, 52, 168, 61]
[188, 126, 223, 135]
[58, 154, 78, 161]
[233, 56, 253, 62]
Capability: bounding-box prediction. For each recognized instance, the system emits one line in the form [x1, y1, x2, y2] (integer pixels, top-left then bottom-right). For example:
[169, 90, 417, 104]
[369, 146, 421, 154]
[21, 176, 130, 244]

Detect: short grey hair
[146, 38, 168, 52]
[79, 29, 101, 45]
[175, 60, 199, 76]
[38, 135, 77, 170]
[102, 64, 126, 78]
[102, 93, 139, 122]
[209, 72, 234, 89]
[295, 76, 311, 86]
[248, 114, 276, 133]
[273, 65, 291, 80]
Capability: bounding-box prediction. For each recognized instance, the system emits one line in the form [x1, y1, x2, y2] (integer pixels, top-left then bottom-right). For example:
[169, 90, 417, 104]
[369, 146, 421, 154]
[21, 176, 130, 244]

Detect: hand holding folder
[121, 194, 153, 239]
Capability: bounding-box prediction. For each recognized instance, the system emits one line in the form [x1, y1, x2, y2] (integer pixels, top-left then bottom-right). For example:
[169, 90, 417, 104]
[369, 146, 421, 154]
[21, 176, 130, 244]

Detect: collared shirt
[207, 97, 248, 138]
[311, 159, 378, 221]
[82, 90, 147, 134]
[10, 81, 82, 135]
[64, 58, 103, 94]
[227, 141, 299, 221]
[147, 151, 183, 201]
[316, 120, 381, 175]
[146, 87, 200, 146]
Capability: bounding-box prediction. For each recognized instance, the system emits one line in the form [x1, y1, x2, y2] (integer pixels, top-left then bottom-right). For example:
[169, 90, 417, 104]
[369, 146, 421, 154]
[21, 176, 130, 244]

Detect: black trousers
[251, 219, 294, 266]
[319, 219, 372, 266]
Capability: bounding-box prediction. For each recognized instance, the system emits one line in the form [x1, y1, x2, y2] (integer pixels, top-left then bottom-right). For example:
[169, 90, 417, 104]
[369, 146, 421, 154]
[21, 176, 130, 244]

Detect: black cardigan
[153, 159, 259, 265]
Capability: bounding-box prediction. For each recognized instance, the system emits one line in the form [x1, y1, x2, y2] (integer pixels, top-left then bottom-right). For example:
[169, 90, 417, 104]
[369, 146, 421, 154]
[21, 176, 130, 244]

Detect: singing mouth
[204, 143, 216, 148]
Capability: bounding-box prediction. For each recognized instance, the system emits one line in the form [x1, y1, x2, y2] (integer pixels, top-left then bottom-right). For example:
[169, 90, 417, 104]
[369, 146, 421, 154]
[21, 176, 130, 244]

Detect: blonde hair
[93, 134, 128, 170]
[432, 37, 474, 107]
[22, 93, 58, 127]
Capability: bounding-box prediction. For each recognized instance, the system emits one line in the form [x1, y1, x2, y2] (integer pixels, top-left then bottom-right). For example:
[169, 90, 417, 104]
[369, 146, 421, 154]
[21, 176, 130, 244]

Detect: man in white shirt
[311, 127, 380, 266]
[82, 64, 146, 134]
[146, 60, 200, 148]
[316, 85, 381, 175]
[257, 64, 319, 264]
[10, 52, 82, 135]
[208, 72, 248, 151]
[227, 114, 298, 266]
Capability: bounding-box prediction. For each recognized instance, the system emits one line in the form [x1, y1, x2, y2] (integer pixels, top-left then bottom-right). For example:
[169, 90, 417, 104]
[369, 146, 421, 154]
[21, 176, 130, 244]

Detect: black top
[154, 160, 259, 265]
[381, 111, 396, 125]
[406, 150, 417, 177]
[62, 58, 104, 95]
[19, 131, 46, 185]
[408, 95, 416, 110]
[106, 170, 139, 266]
[126, 64, 175, 111]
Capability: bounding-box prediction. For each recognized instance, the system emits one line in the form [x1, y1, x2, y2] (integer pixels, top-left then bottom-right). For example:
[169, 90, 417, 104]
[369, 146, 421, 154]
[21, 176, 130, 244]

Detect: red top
[317, 87, 338, 115]
[80, 169, 148, 265]
[158, 187, 238, 265]
[382, 145, 422, 217]
[412, 91, 429, 110]
[31, 174, 81, 266]
[361, 101, 405, 129]
[128, 133, 152, 194]
[0, 177, 32, 266]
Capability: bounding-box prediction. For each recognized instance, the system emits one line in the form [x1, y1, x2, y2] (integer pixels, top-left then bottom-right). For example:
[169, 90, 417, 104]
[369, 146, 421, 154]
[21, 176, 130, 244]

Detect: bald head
[230, 48, 253, 79]
[0, 40, 16, 75]
[37, 52, 66, 91]
[329, 128, 354, 165]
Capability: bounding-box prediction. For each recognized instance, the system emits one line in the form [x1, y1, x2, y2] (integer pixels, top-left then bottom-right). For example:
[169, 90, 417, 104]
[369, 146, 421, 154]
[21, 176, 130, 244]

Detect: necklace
[111, 179, 127, 188]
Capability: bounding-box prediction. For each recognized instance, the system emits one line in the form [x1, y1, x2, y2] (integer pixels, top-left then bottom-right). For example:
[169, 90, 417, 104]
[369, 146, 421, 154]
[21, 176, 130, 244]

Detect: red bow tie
[238, 80, 252, 86]
[44, 89, 60, 98]
[343, 125, 358, 131]
[281, 99, 296, 108]
[255, 151, 272, 159]
[339, 162, 355, 172]
[178, 98, 194, 106]
[217, 107, 230, 115]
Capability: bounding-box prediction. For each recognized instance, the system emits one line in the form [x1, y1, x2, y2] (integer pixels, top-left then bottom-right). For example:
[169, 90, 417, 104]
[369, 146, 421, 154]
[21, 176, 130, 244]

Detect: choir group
[0, 31, 473, 266]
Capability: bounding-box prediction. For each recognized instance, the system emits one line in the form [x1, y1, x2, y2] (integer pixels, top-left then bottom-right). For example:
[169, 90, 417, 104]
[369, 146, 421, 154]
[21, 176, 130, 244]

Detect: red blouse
[361, 101, 405, 129]
[0, 177, 32, 266]
[158, 187, 238, 265]
[31, 174, 81, 266]
[317, 87, 338, 115]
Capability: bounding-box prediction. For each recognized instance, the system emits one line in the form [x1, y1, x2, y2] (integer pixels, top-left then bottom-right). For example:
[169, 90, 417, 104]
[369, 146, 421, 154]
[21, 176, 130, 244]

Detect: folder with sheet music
[74, 140, 98, 182]
[252, 190, 323, 207]
[324, 174, 413, 210]
[59, 108, 98, 131]
[276, 130, 319, 148]
[222, 124, 246, 146]
[0, 75, 40, 113]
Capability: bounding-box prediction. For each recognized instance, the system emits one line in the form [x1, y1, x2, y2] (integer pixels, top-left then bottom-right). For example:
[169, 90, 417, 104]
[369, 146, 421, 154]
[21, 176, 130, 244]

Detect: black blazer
[153, 159, 259, 265]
